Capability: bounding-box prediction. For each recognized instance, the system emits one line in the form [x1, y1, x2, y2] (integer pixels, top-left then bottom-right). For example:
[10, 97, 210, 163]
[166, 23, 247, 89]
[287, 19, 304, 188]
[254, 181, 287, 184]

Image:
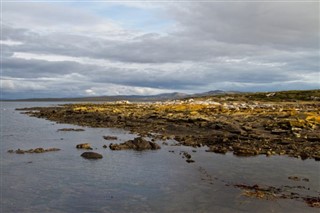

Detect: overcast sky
[1, 0, 319, 99]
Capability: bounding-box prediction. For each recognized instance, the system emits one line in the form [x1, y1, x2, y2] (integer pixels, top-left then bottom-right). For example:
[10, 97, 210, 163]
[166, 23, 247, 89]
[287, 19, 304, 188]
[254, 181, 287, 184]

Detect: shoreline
[17, 99, 320, 160]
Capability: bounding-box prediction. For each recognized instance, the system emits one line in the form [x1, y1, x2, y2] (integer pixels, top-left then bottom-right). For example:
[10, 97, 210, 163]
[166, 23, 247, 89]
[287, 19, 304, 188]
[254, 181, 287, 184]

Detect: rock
[9, 147, 60, 154]
[206, 146, 228, 154]
[233, 146, 259, 156]
[103, 136, 118, 140]
[182, 151, 192, 159]
[76, 143, 92, 150]
[186, 159, 195, 163]
[288, 176, 300, 181]
[58, 128, 85, 131]
[16, 149, 25, 154]
[45, 148, 61, 152]
[81, 152, 103, 159]
[33, 148, 45, 153]
[103, 145, 108, 149]
[109, 137, 160, 151]
[271, 129, 289, 135]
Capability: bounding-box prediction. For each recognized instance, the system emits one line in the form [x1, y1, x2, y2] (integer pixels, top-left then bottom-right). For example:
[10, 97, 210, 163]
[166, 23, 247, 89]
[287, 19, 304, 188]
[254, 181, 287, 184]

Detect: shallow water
[1, 102, 319, 212]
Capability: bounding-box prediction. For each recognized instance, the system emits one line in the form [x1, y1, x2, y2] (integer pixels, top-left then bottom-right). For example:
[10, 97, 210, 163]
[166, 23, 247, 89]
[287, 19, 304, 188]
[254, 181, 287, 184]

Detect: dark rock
[16, 149, 25, 154]
[233, 146, 259, 156]
[182, 151, 192, 159]
[103, 145, 108, 149]
[206, 146, 228, 154]
[58, 128, 85, 131]
[271, 129, 289, 135]
[103, 136, 118, 140]
[45, 148, 61, 152]
[303, 197, 320, 208]
[81, 152, 103, 159]
[186, 159, 195, 163]
[109, 137, 160, 151]
[11, 147, 61, 154]
[288, 176, 300, 181]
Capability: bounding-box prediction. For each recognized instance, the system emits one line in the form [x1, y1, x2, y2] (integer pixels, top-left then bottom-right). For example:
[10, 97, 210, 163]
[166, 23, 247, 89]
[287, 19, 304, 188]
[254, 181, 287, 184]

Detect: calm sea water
[1, 102, 319, 213]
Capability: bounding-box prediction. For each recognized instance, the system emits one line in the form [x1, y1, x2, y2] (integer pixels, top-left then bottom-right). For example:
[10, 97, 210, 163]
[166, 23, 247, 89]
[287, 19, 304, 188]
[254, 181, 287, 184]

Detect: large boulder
[109, 137, 160, 151]
[81, 152, 103, 159]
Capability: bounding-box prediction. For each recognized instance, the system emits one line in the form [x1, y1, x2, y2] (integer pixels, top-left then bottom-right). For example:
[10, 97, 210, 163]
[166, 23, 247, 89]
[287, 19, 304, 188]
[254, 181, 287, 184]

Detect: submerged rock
[58, 128, 85, 132]
[81, 152, 103, 159]
[103, 135, 118, 140]
[109, 137, 160, 151]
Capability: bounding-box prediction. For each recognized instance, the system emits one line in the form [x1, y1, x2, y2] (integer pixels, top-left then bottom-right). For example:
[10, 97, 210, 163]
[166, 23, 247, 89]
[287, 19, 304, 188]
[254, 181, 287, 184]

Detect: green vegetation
[190, 89, 320, 102]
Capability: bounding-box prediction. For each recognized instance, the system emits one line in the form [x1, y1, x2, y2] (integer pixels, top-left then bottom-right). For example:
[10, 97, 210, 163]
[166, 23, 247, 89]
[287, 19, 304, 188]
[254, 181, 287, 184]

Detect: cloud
[1, 1, 319, 99]
[169, 2, 319, 49]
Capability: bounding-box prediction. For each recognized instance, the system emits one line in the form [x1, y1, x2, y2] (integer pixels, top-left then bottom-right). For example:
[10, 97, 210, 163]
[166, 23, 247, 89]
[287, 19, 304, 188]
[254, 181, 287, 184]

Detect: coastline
[17, 98, 320, 160]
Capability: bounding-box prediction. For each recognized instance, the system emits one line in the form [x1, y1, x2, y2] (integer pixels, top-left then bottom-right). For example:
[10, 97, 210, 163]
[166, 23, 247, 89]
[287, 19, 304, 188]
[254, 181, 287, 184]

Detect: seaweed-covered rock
[76, 143, 92, 150]
[109, 137, 160, 151]
[81, 152, 103, 159]
[8, 148, 60, 154]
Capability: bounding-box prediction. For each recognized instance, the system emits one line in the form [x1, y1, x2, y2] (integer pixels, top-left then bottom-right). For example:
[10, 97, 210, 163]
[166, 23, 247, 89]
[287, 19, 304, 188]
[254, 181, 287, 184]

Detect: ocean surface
[1, 102, 319, 213]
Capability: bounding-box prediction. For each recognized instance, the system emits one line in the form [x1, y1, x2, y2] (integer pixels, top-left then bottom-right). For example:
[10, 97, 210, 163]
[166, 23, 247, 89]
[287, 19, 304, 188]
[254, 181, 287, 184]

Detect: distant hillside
[188, 89, 320, 102]
[5, 89, 317, 102]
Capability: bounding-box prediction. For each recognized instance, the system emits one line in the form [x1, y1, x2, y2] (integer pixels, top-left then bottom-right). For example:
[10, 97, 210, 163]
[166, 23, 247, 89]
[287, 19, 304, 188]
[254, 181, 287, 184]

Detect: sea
[1, 102, 319, 213]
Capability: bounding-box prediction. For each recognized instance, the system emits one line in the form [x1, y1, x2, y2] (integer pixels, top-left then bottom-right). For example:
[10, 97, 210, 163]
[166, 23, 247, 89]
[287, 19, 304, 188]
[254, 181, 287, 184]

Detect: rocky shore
[17, 96, 320, 160]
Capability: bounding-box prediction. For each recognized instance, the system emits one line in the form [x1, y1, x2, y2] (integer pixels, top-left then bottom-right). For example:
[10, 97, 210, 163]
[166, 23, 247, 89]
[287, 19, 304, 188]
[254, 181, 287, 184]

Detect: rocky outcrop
[109, 137, 160, 151]
[81, 152, 103, 159]
[8, 148, 60, 154]
[19, 94, 320, 160]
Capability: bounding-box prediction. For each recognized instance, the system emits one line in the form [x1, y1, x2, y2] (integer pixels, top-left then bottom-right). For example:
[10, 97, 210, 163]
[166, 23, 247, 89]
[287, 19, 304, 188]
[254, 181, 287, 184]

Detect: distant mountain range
[3, 90, 239, 102]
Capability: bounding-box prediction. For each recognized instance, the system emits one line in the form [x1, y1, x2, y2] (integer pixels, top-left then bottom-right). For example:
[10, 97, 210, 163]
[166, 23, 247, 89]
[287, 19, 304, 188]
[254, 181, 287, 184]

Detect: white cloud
[0, 40, 23, 46]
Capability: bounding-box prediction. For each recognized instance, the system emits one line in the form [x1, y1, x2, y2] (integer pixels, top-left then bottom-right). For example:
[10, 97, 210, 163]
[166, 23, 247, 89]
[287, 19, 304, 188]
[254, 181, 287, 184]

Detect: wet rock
[45, 148, 61, 152]
[19, 95, 320, 160]
[206, 146, 228, 154]
[32, 148, 44, 153]
[76, 143, 92, 150]
[81, 152, 103, 159]
[9, 148, 60, 154]
[103, 145, 108, 149]
[16, 149, 25, 154]
[109, 137, 160, 151]
[103, 136, 118, 140]
[181, 151, 191, 159]
[233, 146, 259, 156]
[303, 197, 320, 208]
[58, 128, 85, 131]
[186, 159, 195, 163]
[271, 129, 289, 135]
[288, 176, 301, 181]
[306, 133, 320, 142]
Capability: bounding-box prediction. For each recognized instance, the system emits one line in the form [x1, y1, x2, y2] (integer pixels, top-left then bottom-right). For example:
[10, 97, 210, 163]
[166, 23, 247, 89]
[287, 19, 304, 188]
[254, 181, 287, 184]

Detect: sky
[1, 0, 319, 99]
